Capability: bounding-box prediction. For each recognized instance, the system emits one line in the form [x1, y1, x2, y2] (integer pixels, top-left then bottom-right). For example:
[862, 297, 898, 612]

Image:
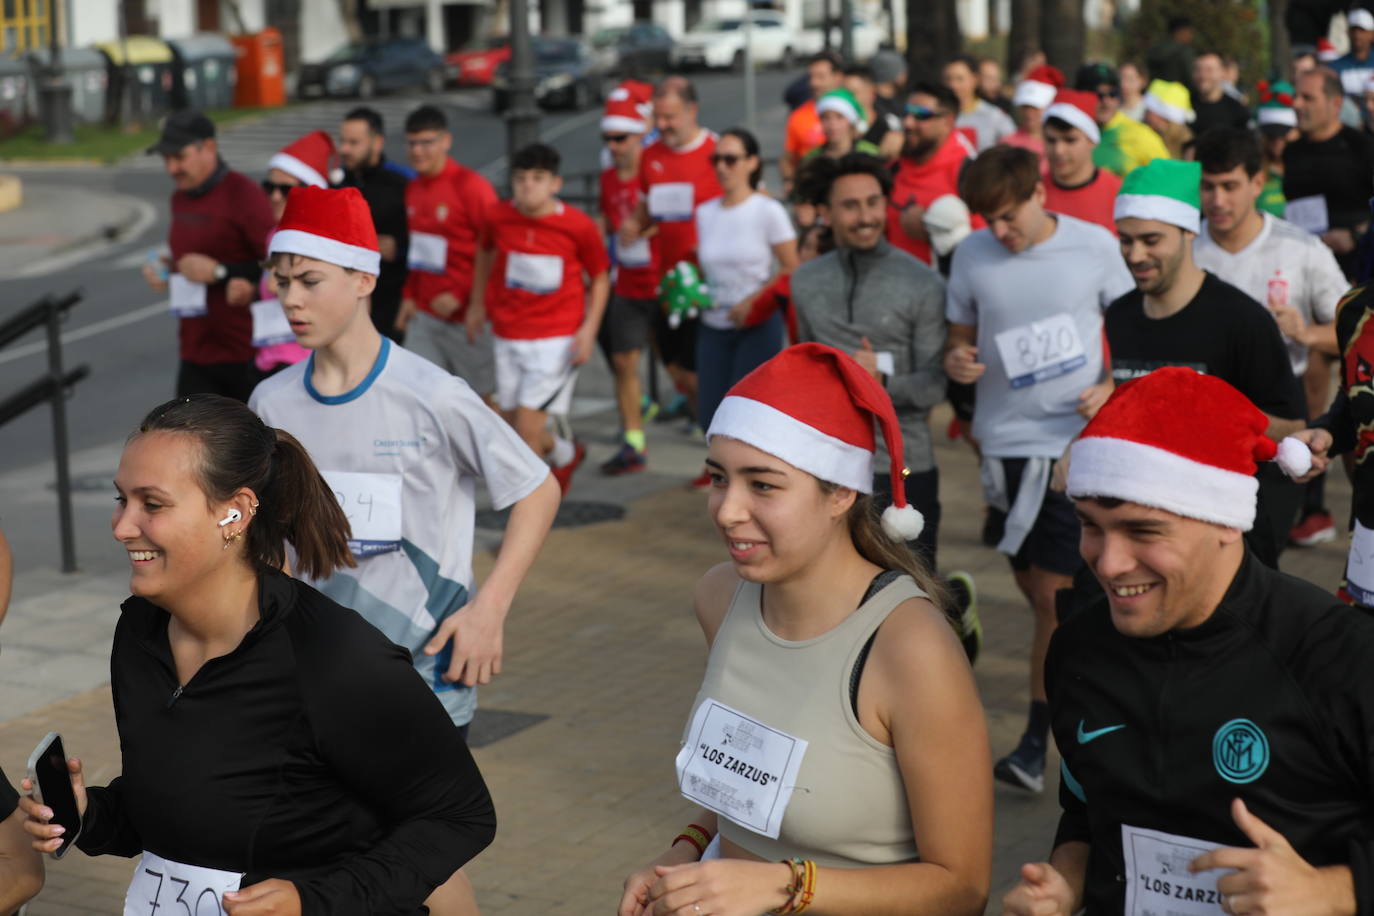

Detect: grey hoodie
[793, 239, 947, 473]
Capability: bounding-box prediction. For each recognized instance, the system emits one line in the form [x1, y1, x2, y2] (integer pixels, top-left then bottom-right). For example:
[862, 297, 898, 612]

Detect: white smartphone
[25, 731, 82, 858]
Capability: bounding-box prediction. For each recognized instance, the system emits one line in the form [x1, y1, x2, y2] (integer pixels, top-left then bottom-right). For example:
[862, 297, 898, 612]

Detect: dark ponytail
[136, 394, 355, 580]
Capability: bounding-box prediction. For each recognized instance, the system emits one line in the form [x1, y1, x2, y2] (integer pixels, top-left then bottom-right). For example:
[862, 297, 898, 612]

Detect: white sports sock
[549, 435, 575, 467]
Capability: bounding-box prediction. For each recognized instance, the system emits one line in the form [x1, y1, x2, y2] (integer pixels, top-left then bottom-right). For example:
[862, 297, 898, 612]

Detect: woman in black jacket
[20, 394, 495, 915]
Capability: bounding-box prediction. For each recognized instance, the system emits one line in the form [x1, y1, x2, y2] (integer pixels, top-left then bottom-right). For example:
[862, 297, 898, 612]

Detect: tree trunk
[1039, 0, 1083, 75]
[907, 0, 961, 83]
[1006, 0, 1040, 75]
[989, 0, 1001, 36]
[1269, 0, 1291, 81]
[336, 0, 363, 42]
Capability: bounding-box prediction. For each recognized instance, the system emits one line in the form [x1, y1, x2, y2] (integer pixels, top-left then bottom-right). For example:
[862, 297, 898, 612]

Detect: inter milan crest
[1212, 719, 1269, 784]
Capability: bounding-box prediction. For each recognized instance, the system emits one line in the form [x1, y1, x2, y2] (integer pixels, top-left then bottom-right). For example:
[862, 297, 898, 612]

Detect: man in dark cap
[1075, 62, 1170, 177]
[140, 110, 275, 401]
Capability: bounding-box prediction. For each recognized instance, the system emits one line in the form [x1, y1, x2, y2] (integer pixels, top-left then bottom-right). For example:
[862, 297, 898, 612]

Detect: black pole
[45, 300, 77, 573]
[840, 0, 854, 62]
[40, 0, 74, 142]
[505, 0, 540, 178]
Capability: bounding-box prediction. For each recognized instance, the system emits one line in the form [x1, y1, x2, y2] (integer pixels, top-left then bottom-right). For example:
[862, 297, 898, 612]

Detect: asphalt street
[0, 71, 793, 584]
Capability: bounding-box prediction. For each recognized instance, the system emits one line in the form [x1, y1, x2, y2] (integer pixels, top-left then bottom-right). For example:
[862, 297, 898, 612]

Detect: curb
[0, 157, 108, 168]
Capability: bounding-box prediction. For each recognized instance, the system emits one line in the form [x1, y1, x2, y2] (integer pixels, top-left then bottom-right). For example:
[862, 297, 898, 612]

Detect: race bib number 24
[124, 850, 242, 916]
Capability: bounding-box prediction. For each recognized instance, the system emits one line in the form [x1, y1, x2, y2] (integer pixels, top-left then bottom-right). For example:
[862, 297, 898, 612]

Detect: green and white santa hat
[1114, 159, 1201, 234]
[816, 88, 869, 133]
[1255, 80, 1297, 129]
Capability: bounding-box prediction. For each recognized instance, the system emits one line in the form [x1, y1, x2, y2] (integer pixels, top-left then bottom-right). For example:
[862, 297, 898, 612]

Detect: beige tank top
[685, 575, 925, 868]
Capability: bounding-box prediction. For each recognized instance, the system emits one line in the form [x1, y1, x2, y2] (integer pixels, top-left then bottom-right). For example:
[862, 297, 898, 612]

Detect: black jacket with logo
[1047, 552, 1374, 914]
[75, 571, 494, 914]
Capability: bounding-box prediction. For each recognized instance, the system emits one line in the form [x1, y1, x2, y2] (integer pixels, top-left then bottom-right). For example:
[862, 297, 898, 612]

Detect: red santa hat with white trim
[1014, 64, 1064, 111]
[268, 186, 381, 275]
[707, 343, 924, 541]
[601, 81, 653, 134]
[268, 130, 342, 189]
[1042, 88, 1101, 144]
[1067, 367, 1312, 531]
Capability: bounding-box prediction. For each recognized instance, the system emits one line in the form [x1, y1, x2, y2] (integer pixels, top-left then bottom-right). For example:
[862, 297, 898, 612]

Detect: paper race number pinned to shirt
[323, 471, 403, 557]
[408, 231, 448, 274]
[993, 313, 1088, 389]
[124, 850, 242, 916]
[168, 274, 208, 318]
[250, 299, 294, 347]
[505, 252, 563, 294]
[675, 698, 807, 839]
[1346, 521, 1374, 607]
[1284, 195, 1330, 236]
[648, 182, 695, 222]
[615, 234, 652, 268]
[1122, 824, 1229, 916]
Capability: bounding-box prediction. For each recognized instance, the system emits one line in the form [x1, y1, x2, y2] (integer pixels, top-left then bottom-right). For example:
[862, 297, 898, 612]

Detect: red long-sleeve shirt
[169, 168, 274, 364]
[403, 158, 498, 322]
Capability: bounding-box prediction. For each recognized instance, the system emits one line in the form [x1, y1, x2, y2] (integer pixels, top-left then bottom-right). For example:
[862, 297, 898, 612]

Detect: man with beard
[338, 106, 412, 341]
[1107, 159, 1307, 567]
[792, 153, 983, 662]
[887, 81, 980, 267]
[945, 145, 1132, 793]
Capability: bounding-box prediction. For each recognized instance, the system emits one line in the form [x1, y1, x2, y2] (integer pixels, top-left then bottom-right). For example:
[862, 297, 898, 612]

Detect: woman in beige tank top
[618, 344, 992, 916]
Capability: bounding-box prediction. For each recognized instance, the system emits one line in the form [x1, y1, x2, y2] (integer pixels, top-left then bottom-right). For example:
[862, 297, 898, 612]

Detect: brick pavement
[0, 403, 1352, 914]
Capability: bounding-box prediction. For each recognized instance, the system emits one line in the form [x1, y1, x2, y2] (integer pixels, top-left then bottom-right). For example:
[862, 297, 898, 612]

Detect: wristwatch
[213, 263, 228, 282]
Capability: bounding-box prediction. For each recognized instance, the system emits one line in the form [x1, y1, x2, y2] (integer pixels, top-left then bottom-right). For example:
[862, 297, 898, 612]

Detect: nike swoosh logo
[1077, 720, 1125, 744]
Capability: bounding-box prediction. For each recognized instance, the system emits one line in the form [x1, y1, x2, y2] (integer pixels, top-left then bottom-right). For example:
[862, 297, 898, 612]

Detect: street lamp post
[39, 0, 74, 143]
[839, 0, 854, 62]
[505, 0, 540, 171]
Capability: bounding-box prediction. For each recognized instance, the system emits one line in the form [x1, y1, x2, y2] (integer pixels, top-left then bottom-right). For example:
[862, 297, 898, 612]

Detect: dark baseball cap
[1074, 62, 1120, 91]
[146, 110, 216, 155]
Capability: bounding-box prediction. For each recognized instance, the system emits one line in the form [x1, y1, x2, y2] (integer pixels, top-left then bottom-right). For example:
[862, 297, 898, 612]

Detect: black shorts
[599, 295, 656, 355]
[176, 360, 259, 404]
[986, 457, 1082, 576]
[653, 309, 698, 372]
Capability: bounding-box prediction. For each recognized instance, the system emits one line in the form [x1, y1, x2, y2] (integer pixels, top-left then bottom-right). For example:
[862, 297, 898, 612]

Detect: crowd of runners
[7, 21, 1374, 916]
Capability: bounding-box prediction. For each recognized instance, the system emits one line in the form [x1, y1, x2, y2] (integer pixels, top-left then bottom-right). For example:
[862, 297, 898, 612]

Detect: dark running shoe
[600, 443, 647, 476]
[994, 736, 1046, 793]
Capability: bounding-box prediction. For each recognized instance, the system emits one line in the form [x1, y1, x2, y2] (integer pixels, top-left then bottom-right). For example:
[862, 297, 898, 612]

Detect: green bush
[1120, 0, 1267, 92]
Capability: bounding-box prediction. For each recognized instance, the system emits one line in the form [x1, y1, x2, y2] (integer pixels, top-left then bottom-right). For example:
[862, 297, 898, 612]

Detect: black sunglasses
[905, 104, 941, 120]
[262, 180, 298, 196]
[602, 133, 631, 143]
[1097, 88, 1122, 100]
[710, 153, 744, 167]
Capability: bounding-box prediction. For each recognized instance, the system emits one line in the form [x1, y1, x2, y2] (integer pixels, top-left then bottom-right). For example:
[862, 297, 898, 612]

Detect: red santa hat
[1043, 88, 1101, 143]
[1014, 64, 1064, 110]
[1317, 37, 1340, 61]
[268, 186, 380, 275]
[707, 343, 924, 541]
[1066, 367, 1315, 531]
[268, 130, 341, 189]
[602, 81, 653, 134]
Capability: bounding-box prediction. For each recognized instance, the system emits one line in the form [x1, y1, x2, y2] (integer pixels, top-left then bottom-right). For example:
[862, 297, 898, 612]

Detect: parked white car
[670, 11, 798, 71]
[795, 15, 887, 63]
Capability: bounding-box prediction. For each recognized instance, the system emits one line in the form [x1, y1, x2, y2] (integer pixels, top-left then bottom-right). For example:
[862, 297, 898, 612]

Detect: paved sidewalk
[0, 403, 1352, 914]
[0, 180, 150, 277]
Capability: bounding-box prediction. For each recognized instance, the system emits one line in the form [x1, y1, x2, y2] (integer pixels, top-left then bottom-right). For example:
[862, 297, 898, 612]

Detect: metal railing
[0, 290, 89, 573]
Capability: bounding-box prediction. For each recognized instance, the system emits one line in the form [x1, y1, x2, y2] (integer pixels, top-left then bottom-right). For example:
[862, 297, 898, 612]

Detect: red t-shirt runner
[601, 163, 659, 299]
[481, 199, 610, 340]
[639, 129, 721, 275]
[886, 132, 981, 265]
[404, 158, 498, 322]
[1043, 168, 1123, 236]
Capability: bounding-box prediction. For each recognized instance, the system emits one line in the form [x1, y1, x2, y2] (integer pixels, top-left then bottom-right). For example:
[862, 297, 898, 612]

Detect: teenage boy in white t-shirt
[467, 143, 611, 493]
[945, 145, 1133, 794]
[250, 187, 560, 911]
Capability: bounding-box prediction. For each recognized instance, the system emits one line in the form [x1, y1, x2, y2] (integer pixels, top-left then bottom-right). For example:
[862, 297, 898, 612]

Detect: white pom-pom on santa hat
[1067, 367, 1281, 531]
[707, 343, 924, 544]
[1275, 436, 1313, 479]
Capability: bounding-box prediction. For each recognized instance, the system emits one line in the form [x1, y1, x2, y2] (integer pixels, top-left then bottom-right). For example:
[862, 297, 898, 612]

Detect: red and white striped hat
[707, 343, 924, 541]
[1067, 367, 1280, 530]
[1043, 88, 1101, 143]
[268, 186, 381, 275]
[268, 130, 340, 189]
[1014, 64, 1064, 110]
[601, 81, 653, 134]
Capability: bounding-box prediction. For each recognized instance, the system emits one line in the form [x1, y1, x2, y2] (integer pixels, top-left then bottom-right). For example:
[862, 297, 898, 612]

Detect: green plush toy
[659, 260, 713, 329]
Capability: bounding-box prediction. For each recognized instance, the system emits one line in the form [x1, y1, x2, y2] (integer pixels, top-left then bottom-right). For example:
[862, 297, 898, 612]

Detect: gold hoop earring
[222, 530, 244, 550]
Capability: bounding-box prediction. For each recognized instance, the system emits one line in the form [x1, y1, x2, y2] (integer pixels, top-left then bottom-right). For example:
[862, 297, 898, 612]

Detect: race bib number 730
[124, 850, 242, 916]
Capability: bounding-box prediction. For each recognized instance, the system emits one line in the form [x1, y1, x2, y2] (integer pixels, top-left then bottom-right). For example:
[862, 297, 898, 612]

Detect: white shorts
[493, 334, 577, 414]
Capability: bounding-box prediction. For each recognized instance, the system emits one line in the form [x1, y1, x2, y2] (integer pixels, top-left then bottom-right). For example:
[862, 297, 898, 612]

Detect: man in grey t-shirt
[945, 145, 1133, 793]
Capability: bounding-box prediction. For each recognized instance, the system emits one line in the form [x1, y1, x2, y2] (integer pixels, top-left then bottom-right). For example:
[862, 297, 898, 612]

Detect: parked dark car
[491, 38, 605, 111]
[297, 38, 445, 99]
[590, 23, 675, 78]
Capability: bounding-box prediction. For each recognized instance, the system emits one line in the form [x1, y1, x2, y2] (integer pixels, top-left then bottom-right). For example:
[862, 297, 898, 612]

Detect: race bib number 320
[124, 850, 242, 916]
[993, 313, 1088, 389]
[675, 698, 807, 839]
[1121, 824, 1229, 916]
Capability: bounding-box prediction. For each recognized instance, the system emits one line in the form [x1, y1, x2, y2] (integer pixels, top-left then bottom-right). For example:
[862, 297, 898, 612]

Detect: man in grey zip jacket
[793, 153, 950, 566]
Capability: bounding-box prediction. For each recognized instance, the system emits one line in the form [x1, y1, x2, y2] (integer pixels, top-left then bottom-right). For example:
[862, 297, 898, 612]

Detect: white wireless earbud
[217, 509, 243, 528]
